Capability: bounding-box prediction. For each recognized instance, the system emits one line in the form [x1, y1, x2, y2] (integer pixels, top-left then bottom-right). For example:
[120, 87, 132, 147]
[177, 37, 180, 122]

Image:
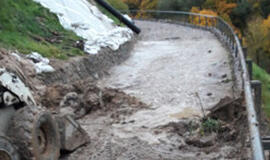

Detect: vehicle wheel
[0, 136, 20, 160]
[8, 106, 60, 160]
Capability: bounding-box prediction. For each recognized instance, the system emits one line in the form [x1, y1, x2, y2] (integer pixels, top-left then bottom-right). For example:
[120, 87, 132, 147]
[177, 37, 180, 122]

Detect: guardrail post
[247, 60, 253, 80]
[240, 38, 243, 46]
[243, 47, 247, 59]
[229, 38, 232, 51]
[211, 18, 214, 29]
[235, 44, 238, 57]
[251, 80, 262, 125]
[206, 17, 208, 29]
[227, 38, 230, 48]
[262, 137, 270, 160]
[198, 16, 201, 28]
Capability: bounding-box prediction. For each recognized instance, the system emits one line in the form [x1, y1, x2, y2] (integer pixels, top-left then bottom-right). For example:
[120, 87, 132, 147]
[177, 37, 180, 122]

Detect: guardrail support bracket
[247, 60, 253, 80]
[251, 80, 262, 125]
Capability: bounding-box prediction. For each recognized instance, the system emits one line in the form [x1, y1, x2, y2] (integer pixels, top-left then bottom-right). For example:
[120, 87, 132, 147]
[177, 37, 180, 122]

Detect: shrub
[201, 118, 220, 134]
[158, 0, 205, 12]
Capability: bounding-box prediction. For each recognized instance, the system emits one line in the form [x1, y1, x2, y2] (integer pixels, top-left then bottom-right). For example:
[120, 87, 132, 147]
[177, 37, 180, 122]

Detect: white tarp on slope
[27, 52, 55, 74]
[33, 0, 133, 54]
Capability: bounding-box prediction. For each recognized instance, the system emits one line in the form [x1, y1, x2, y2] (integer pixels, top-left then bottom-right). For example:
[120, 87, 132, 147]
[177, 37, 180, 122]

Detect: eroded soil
[58, 21, 250, 160]
[0, 20, 251, 160]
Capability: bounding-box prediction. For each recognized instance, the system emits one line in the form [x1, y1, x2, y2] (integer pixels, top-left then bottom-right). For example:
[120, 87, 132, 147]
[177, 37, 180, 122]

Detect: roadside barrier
[119, 10, 265, 160]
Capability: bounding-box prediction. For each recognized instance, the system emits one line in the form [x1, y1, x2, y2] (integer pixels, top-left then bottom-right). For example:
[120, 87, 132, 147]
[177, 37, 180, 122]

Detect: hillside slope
[34, 0, 133, 55]
[0, 0, 85, 59]
[253, 63, 270, 119]
[0, 0, 132, 58]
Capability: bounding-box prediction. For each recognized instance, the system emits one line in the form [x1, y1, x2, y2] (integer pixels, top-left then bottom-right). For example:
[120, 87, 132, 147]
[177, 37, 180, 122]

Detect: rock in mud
[83, 88, 101, 111]
[160, 120, 200, 136]
[208, 96, 243, 121]
[60, 92, 81, 109]
[185, 133, 217, 148]
[60, 92, 86, 119]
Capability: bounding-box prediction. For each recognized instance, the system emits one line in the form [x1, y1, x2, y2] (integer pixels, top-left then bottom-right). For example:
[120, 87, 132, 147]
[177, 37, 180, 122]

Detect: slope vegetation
[253, 63, 270, 119]
[0, 0, 84, 59]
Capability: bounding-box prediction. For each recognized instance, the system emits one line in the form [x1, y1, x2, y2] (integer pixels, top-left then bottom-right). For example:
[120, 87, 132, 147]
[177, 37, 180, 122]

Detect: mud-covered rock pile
[40, 80, 148, 120]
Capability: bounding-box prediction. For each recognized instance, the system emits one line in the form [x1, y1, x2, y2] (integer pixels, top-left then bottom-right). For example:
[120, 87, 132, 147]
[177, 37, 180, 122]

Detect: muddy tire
[0, 136, 20, 160]
[8, 106, 60, 160]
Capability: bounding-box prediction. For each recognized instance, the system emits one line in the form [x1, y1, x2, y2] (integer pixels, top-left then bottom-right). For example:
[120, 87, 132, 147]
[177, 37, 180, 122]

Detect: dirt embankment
[38, 39, 135, 85]
[0, 36, 135, 103]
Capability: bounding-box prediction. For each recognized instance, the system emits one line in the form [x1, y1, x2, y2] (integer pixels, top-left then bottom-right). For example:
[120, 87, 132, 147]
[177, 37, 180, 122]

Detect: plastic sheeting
[27, 52, 55, 74]
[33, 0, 133, 54]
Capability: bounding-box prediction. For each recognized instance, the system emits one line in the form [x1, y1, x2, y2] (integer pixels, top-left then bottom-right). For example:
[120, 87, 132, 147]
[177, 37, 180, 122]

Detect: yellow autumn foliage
[122, 0, 141, 8]
[190, 7, 217, 27]
[216, 0, 237, 15]
[262, 15, 270, 33]
[191, 1, 242, 39]
[262, 15, 270, 53]
[122, 0, 158, 18]
[136, 0, 158, 18]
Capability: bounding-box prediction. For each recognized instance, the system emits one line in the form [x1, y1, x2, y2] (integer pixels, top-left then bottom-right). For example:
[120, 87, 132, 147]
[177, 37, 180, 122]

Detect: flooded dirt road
[62, 21, 250, 160]
[98, 20, 234, 144]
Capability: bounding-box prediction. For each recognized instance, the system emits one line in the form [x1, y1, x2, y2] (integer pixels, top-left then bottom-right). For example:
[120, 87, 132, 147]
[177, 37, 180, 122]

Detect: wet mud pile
[58, 95, 250, 160]
[40, 80, 148, 120]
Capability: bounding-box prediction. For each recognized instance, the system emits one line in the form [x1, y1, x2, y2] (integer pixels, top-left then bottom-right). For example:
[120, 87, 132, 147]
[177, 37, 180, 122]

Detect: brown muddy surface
[59, 21, 250, 160]
[0, 20, 251, 160]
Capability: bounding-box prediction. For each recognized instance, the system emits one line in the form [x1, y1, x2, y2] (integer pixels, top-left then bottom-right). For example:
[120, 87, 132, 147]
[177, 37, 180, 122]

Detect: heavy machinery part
[94, 0, 141, 34]
[3, 92, 19, 107]
[0, 107, 16, 135]
[0, 136, 20, 160]
[57, 115, 90, 151]
[0, 68, 36, 106]
[8, 106, 60, 160]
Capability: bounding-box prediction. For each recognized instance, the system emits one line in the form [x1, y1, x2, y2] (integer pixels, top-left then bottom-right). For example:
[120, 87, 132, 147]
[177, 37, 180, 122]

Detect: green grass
[253, 63, 270, 118]
[0, 0, 85, 59]
[97, 6, 123, 26]
[200, 118, 220, 135]
[96, 0, 129, 26]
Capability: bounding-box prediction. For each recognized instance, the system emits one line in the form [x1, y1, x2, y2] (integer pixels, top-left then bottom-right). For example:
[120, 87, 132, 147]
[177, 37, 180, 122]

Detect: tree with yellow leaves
[262, 15, 270, 55]
[194, 0, 242, 38]
[122, 0, 158, 10]
[140, 0, 158, 10]
[203, 0, 236, 22]
[246, 16, 270, 67]
[262, 15, 270, 32]
[136, 0, 158, 17]
[122, 0, 158, 17]
[122, 0, 141, 10]
[190, 7, 217, 26]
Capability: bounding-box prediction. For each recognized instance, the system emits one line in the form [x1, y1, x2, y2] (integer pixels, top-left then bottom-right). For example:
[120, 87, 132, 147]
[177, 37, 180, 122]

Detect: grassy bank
[253, 63, 270, 118]
[0, 0, 84, 59]
[96, 0, 129, 26]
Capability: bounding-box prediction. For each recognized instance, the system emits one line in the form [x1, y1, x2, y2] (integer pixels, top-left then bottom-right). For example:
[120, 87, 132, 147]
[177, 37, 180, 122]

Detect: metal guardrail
[120, 10, 265, 160]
